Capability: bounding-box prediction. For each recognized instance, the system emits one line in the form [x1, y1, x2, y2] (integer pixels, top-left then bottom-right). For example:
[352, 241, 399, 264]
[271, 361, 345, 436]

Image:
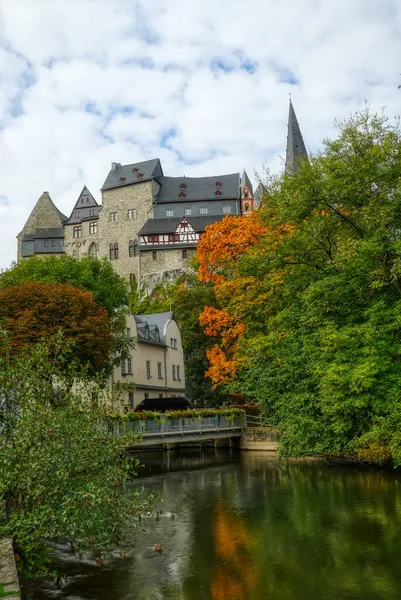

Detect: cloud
[0, 0, 400, 268]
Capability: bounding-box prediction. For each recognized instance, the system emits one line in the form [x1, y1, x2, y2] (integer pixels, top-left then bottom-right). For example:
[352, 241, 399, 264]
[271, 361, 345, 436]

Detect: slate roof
[240, 170, 254, 195]
[138, 215, 225, 235]
[134, 311, 175, 345]
[66, 186, 100, 225]
[156, 173, 240, 203]
[285, 100, 308, 175]
[23, 227, 64, 241]
[101, 159, 163, 191]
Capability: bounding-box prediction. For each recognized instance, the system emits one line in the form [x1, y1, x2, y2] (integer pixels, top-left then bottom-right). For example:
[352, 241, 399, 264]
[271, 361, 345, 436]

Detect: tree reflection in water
[22, 451, 401, 600]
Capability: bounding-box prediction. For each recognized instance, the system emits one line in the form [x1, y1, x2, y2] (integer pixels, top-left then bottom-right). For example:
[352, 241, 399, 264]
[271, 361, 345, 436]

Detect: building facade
[112, 311, 186, 409]
[17, 101, 307, 292]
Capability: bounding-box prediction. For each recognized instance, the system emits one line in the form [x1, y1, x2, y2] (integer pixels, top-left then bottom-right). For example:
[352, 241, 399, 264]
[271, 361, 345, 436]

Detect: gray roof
[134, 311, 175, 345]
[240, 170, 254, 195]
[23, 227, 64, 241]
[139, 215, 225, 236]
[285, 100, 308, 175]
[101, 159, 163, 191]
[66, 186, 100, 225]
[156, 173, 240, 203]
[254, 182, 266, 209]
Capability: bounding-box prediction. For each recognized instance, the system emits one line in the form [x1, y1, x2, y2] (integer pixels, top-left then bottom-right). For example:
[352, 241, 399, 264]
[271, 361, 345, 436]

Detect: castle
[17, 101, 307, 291]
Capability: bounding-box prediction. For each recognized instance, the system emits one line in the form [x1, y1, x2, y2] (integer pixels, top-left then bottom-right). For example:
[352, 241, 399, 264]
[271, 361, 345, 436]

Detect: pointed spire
[240, 170, 253, 196]
[285, 99, 307, 175]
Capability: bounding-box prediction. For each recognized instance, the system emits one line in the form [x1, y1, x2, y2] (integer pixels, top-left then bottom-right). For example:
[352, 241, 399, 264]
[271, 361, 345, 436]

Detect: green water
[22, 451, 401, 600]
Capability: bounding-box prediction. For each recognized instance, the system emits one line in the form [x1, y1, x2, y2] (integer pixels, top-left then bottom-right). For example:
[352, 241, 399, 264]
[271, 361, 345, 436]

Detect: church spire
[285, 99, 307, 175]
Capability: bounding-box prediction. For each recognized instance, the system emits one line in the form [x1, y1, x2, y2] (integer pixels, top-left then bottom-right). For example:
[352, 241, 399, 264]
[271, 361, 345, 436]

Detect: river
[22, 449, 401, 600]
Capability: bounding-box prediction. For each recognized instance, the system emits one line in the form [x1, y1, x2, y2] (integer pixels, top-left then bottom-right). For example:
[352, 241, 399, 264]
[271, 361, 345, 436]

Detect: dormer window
[216, 181, 221, 187]
[81, 198, 84, 203]
[179, 192, 186, 198]
[75, 211, 80, 217]
[137, 173, 143, 179]
[119, 177, 126, 183]
[180, 183, 186, 189]
[133, 167, 138, 172]
[215, 190, 221, 196]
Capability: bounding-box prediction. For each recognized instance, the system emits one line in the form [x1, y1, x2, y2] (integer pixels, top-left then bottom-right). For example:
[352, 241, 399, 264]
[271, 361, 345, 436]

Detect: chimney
[111, 162, 119, 171]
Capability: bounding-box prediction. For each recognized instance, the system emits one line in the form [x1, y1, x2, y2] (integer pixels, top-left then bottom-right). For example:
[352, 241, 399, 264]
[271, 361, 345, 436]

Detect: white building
[112, 311, 186, 410]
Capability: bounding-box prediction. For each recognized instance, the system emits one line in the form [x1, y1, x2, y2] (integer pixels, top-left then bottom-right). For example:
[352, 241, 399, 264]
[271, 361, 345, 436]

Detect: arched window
[114, 242, 119, 260]
[129, 240, 134, 257]
[88, 242, 97, 257]
[134, 240, 138, 256]
[109, 243, 114, 260]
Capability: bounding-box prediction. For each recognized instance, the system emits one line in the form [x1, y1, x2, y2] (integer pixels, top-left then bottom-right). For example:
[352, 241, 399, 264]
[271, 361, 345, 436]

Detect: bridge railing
[119, 415, 244, 437]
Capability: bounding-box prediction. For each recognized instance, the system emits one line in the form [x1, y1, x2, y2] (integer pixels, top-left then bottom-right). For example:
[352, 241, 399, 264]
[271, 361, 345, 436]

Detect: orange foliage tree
[197, 213, 294, 387]
[197, 214, 268, 386]
[0, 282, 114, 377]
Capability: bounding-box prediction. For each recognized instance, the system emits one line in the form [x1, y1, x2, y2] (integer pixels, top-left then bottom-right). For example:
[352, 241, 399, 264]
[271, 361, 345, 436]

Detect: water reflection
[22, 451, 401, 600]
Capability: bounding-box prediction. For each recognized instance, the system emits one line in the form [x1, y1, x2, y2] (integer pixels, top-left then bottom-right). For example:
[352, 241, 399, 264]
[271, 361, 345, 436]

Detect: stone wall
[64, 220, 100, 260]
[240, 427, 278, 452]
[0, 538, 20, 599]
[140, 247, 196, 291]
[98, 182, 154, 281]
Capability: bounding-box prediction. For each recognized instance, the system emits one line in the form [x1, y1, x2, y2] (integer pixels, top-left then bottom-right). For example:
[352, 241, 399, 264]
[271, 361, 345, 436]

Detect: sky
[0, 0, 401, 269]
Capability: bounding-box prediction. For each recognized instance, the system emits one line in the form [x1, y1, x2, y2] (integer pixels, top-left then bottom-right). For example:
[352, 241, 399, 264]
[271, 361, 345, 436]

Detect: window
[182, 249, 188, 259]
[44, 240, 49, 247]
[73, 226, 82, 238]
[166, 209, 174, 217]
[215, 190, 221, 196]
[73, 250, 77, 256]
[180, 183, 186, 189]
[51, 240, 56, 247]
[126, 327, 131, 338]
[110, 212, 117, 222]
[137, 172, 143, 179]
[170, 338, 177, 349]
[179, 192, 185, 198]
[223, 206, 231, 214]
[128, 392, 134, 410]
[89, 221, 97, 234]
[119, 177, 126, 183]
[158, 362, 162, 379]
[172, 365, 176, 380]
[59, 240, 64, 247]
[146, 360, 151, 380]
[127, 356, 132, 374]
[88, 242, 97, 256]
[144, 392, 149, 399]
[121, 360, 126, 376]
[216, 181, 221, 187]
[168, 234, 179, 242]
[200, 208, 208, 215]
[159, 393, 163, 398]
[89, 209, 95, 216]
[184, 208, 191, 216]
[109, 243, 114, 260]
[129, 240, 134, 257]
[114, 242, 119, 259]
[128, 209, 137, 219]
[130, 273, 135, 285]
[177, 365, 180, 380]
[149, 235, 159, 243]
[75, 211, 80, 218]
[152, 251, 157, 261]
[81, 198, 84, 204]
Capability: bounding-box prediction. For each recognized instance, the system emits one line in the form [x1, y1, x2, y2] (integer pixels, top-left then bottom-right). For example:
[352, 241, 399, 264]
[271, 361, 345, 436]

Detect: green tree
[0, 336, 155, 577]
[0, 255, 128, 316]
[201, 109, 401, 461]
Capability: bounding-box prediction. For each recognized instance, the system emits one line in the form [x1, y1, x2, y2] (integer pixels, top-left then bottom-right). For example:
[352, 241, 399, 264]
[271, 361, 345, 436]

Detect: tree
[198, 109, 401, 463]
[0, 337, 155, 577]
[0, 282, 116, 379]
[0, 255, 128, 316]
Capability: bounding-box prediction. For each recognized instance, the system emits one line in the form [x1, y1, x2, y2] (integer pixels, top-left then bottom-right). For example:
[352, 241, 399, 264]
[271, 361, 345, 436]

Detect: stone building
[17, 100, 307, 290]
[113, 311, 185, 409]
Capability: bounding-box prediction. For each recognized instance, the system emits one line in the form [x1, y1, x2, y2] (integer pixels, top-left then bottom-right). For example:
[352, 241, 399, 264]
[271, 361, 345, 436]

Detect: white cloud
[0, 0, 400, 268]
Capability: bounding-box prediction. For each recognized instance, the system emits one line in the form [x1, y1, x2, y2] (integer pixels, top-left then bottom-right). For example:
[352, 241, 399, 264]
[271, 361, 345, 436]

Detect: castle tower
[240, 170, 254, 216]
[63, 186, 100, 259]
[285, 99, 308, 175]
[17, 191, 67, 260]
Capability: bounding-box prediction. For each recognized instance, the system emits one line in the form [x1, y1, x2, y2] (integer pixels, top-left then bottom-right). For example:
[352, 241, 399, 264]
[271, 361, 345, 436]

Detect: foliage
[0, 338, 155, 577]
[106, 408, 245, 422]
[0, 255, 128, 317]
[0, 282, 117, 379]
[197, 109, 401, 463]
[128, 276, 176, 314]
